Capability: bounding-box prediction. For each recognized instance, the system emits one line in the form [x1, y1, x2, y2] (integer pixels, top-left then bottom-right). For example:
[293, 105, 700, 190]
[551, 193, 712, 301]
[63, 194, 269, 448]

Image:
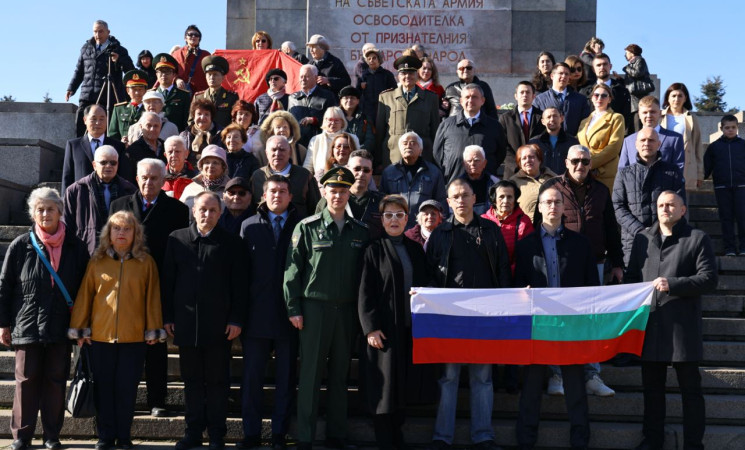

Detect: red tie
[522, 111, 530, 142]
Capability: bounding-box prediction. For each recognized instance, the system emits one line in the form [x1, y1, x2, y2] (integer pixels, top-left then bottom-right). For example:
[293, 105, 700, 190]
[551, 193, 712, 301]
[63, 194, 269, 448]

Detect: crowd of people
[0, 20, 733, 450]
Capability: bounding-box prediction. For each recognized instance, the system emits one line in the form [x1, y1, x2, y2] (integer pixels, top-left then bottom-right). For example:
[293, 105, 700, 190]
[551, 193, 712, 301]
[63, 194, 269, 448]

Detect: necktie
[92, 138, 100, 155]
[522, 111, 530, 142]
[468, 118, 474, 127]
[144, 201, 152, 212]
[273, 216, 283, 243]
[557, 92, 565, 108]
[103, 184, 111, 210]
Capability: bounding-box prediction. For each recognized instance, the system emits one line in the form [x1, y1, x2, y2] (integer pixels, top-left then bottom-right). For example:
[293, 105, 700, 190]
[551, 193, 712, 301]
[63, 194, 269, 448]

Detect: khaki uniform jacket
[70, 251, 164, 343]
[375, 86, 440, 167]
[284, 208, 369, 317]
[192, 87, 239, 129]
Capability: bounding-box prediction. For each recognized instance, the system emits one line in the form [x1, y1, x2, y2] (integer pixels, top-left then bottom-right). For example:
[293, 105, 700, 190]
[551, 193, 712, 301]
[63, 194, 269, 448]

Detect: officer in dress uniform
[375, 55, 440, 168]
[191, 55, 239, 128]
[284, 166, 369, 450]
[109, 69, 148, 143]
[152, 53, 191, 132]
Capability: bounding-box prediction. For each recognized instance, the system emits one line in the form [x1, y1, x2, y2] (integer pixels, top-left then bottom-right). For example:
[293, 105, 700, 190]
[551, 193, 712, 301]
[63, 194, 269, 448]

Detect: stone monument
[226, 0, 596, 103]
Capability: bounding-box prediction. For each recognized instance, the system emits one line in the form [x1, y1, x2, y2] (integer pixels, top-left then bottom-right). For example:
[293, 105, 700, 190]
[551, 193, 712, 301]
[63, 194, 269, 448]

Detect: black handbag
[629, 78, 655, 96]
[66, 346, 96, 418]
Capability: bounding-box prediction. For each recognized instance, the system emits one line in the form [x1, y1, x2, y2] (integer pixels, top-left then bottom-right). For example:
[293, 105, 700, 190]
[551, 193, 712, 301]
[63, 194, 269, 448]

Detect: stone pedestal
[0, 102, 76, 149]
[0, 139, 64, 187]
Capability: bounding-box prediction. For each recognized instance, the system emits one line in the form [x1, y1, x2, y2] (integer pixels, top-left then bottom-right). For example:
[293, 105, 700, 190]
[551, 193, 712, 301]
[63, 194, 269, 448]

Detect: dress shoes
[95, 440, 115, 450]
[116, 438, 134, 449]
[44, 440, 63, 449]
[10, 440, 30, 450]
[175, 437, 202, 450]
[208, 440, 226, 449]
[151, 406, 170, 417]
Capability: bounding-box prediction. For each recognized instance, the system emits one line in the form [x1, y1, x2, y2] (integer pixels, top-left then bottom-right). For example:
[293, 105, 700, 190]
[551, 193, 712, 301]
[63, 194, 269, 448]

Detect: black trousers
[88, 341, 146, 441]
[516, 364, 589, 448]
[179, 342, 232, 441]
[144, 341, 168, 409]
[11, 342, 71, 442]
[240, 335, 297, 438]
[373, 409, 406, 450]
[641, 361, 704, 449]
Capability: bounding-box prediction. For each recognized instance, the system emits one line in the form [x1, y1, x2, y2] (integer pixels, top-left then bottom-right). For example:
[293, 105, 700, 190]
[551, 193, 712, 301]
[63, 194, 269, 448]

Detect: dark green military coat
[108, 102, 143, 141]
[154, 86, 191, 132]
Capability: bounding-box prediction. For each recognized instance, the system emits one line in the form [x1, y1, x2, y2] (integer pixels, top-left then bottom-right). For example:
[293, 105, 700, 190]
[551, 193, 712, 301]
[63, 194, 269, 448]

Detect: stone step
[687, 191, 716, 207]
[0, 411, 743, 449]
[689, 207, 720, 222]
[701, 295, 745, 316]
[703, 318, 745, 339]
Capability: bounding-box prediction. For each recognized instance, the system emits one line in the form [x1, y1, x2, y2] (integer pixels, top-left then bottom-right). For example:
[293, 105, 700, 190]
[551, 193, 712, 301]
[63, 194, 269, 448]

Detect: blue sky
[2, 1, 741, 110]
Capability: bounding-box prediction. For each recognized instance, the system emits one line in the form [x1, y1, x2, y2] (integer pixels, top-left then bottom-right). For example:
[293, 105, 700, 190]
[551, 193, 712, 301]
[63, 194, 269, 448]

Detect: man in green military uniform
[284, 166, 369, 450]
[191, 55, 239, 128]
[152, 53, 191, 132]
[375, 55, 440, 168]
[108, 69, 148, 143]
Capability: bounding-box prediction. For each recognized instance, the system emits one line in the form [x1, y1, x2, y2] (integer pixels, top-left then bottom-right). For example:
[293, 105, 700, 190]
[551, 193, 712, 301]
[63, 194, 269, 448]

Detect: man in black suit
[513, 186, 599, 450]
[109, 157, 189, 419]
[62, 104, 129, 193]
[237, 174, 300, 450]
[499, 81, 545, 178]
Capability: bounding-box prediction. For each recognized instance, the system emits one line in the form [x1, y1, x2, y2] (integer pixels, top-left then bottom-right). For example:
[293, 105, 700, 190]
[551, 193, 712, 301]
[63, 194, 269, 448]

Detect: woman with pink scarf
[0, 187, 90, 450]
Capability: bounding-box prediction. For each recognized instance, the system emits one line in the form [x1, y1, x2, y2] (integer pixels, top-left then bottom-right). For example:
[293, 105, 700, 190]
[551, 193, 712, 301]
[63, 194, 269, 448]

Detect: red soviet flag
[213, 49, 303, 103]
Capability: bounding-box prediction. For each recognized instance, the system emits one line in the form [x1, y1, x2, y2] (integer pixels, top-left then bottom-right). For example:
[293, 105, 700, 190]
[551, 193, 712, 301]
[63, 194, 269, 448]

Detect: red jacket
[172, 46, 211, 93]
[482, 206, 534, 274]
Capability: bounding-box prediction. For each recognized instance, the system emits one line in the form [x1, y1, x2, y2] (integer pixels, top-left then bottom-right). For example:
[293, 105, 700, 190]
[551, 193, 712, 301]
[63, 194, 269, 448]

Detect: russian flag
[411, 282, 654, 365]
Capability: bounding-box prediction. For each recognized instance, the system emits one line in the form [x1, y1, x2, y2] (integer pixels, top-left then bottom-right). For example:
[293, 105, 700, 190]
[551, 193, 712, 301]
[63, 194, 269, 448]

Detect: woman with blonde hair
[304, 106, 360, 182]
[259, 110, 307, 167]
[69, 210, 164, 450]
[251, 31, 272, 50]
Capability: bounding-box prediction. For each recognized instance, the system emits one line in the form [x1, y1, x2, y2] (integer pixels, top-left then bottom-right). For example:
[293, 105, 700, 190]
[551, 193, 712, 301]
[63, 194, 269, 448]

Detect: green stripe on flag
[532, 305, 651, 341]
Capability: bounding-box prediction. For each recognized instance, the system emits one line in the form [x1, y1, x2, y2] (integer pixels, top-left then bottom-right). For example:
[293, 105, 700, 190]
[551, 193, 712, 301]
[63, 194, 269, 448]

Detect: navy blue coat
[66, 36, 134, 103]
[240, 204, 299, 338]
[533, 88, 591, 137]
[704, 135, 745, 188]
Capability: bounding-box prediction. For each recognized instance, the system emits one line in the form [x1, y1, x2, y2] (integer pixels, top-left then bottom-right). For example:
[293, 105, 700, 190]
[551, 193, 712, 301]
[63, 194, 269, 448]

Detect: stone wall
[0, 102, 76, 150]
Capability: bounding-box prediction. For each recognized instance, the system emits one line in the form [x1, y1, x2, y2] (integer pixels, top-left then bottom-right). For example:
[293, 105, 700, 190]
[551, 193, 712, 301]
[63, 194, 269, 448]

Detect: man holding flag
[626, 191, 717, 450]
[513, 186, 599, 450]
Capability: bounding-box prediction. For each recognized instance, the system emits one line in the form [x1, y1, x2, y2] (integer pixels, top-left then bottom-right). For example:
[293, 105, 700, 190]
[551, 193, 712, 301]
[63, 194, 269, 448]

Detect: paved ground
[0, 440, 386, 449]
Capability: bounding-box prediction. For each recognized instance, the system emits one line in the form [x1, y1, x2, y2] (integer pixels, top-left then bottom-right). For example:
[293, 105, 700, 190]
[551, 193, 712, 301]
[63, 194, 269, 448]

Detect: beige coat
[578, 110, 625, 192]
[510, 168, 558, 221]
[661, 107, 703, 190]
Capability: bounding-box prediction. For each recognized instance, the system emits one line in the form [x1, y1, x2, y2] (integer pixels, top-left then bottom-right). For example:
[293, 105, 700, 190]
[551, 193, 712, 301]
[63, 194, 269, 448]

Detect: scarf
[200, 173, 230, 191]
[191, 125, 213, 157]
[35, 221, 66, 284]
[419, 79, 433, 89]
[268, 88, 287, 114]
[267, 87, 286, 100]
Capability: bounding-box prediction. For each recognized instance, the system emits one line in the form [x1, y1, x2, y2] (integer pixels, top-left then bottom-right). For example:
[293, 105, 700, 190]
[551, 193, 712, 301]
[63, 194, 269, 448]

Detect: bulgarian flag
[411, 282, 654, 365]
[212, 49, 303, 103]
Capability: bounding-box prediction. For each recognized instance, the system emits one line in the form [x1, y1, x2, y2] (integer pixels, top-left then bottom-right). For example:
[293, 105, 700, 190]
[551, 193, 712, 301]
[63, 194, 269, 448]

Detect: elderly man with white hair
[128, 91, 179, 143]
[250, 135, 321, 219]
[281, 40, 308, 64]
[109, 158, 189, 419]
[379, 131, 447, 229]
[124, 112, 166, 180]
[288, 64, 338, 147]
[457, 145, 500, 216]
[63, 145, 137, 254]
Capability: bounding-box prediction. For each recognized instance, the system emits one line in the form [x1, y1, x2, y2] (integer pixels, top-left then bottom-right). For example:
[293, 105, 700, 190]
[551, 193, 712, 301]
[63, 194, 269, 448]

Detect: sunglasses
[569, 158, 591, 166]
[592, 93, 609, 99]
[186, 32, 201, 38]
[351, 166, 372, 173]
[383, 211, 407, 220]
[227, 190, 248, 197]
[570, 67, 583, 73]
[255, 38, 268, 43]
[269, 76, 283, 82]
[458, 66, 473, 71]
[96, 160, 118, 166]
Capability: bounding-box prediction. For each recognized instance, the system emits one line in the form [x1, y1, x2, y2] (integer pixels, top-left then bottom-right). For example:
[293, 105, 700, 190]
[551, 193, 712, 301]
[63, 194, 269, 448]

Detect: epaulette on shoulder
[380, 87, 395, 95]
[300, 213, 322, 224]
[114, 101, 127, 106]
[194, 90, 206, 95]
[177, 88, 191, 93]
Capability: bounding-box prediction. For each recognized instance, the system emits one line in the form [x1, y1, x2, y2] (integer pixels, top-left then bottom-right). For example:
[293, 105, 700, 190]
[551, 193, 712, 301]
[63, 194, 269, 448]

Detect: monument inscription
[308, 0, 511, 74]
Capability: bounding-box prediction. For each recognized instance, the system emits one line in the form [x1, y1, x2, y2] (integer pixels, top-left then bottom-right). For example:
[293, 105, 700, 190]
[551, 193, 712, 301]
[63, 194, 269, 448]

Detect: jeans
[433, 363, 494, 444]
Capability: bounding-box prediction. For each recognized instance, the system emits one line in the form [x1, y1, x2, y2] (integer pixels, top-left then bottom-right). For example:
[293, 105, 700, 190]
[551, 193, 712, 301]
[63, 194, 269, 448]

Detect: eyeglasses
[568, 158, 591, 166]
[592, 93, 609, 99]
[458, 66, 473, 71]
[268, 76, 283, 82]
[226, 190, 248, 197]
[255, 38, 268, 43]
[383, 211, 407, 220]
[540, 200, 563, 206]
[186, 32, 201, 38]
[96, 160, 118, 166]
[351, 166, 372, 173]
[570, 67, 583, 73]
